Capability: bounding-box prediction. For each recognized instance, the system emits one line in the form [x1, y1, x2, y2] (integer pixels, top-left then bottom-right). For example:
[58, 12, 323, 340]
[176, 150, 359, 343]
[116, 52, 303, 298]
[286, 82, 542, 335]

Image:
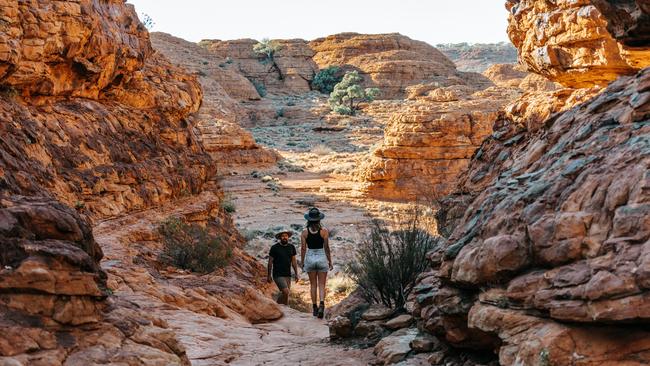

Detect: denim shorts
[303, 248, 329, 272]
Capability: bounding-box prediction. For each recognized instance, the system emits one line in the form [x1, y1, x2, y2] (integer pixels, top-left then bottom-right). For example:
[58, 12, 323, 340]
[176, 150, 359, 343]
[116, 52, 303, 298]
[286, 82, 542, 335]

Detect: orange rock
[505, 0, 650, 87]
[310, 33, 459, 99]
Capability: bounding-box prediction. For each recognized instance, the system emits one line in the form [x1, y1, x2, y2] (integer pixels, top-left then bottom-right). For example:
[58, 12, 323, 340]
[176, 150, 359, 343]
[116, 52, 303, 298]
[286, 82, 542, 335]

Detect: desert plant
[327, 275, 356, 296]
[253, 38, 282, 61]
[311, 144, 334, 155]
[221, 195, 236, 213]
[346, 210, 437, 309]
[158, 217, 232, 273]
[275, 107, 285, 118]
[140, 13, 155, 30]
[328, 71, 380, 115]
[251, 80, 267, 97]
[312, 66, 343, 94]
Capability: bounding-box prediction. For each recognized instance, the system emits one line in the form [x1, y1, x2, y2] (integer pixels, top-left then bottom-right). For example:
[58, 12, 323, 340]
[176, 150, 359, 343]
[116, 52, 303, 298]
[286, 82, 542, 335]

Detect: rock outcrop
[198, 38, 319, 94]
[506, 0, 650, 87]
[310, 33, 462, 99]
[359, 64, 540, 200]
[0, 1, 214, 219]
[151, 33, 278, 170]
[0, 195, 192, 365]
[0, 1, 281, 364]
[405, 3, 650, 366]
[437, 42, 519, 73]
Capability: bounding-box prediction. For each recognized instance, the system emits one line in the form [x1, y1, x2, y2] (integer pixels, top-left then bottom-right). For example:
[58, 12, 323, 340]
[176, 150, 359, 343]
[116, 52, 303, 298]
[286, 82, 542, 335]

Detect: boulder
[373, 328, 418, 365]
[384, 314, 414, 330]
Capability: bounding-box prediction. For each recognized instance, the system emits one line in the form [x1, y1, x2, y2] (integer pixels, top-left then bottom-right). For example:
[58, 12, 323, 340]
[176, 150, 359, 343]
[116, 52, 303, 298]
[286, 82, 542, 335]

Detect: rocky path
[93, 186, 377, 365]
[163, 306, 375, 365]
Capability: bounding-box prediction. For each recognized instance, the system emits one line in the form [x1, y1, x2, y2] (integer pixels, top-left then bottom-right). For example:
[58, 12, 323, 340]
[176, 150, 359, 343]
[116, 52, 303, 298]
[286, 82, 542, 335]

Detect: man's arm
[267, 256, 273, 283]
[323, 229, 333, 270]
[291, 255, 299, 283]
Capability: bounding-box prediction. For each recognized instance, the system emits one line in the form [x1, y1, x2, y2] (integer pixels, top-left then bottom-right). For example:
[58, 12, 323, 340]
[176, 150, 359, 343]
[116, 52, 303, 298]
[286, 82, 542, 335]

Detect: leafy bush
[221, 196, 236, 213]
[346, 211, 437, 309]
[253, 38, 282, 63]
[312, 66, 343, 94]
[328, 71, 380, 116]
[158, 217, 232, 273]
[251, 80, 267, 97]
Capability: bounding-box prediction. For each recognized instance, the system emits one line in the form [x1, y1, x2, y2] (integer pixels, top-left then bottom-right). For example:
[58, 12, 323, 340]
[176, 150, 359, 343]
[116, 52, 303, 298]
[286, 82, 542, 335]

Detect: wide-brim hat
[304, 207, 325, 221]
[275, 231, 293, 239]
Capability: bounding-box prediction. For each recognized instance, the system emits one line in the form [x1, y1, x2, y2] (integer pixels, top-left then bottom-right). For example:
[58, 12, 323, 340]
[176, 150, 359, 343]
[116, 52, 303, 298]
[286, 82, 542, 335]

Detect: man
[267, 230, 299, 305]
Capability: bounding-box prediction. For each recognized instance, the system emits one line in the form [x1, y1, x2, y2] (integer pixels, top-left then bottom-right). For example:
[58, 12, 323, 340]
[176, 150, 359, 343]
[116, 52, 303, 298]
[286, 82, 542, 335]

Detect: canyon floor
[89, 95, 413, 365]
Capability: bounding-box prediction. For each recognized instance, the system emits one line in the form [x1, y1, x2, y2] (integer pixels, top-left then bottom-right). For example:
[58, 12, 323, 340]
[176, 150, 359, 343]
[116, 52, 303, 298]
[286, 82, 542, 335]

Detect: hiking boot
[317, 303, 324, 319]
[312, 304, 318, 317]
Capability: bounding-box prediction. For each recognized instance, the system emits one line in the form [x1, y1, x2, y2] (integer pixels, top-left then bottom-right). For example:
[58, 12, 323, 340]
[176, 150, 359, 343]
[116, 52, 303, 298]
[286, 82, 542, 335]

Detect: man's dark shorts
[273, 276, 292, 290]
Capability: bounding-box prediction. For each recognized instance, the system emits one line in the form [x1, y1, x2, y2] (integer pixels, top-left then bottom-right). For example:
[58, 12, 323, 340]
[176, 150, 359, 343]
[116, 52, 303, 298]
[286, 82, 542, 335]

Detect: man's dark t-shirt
[269, 243, 296, 277]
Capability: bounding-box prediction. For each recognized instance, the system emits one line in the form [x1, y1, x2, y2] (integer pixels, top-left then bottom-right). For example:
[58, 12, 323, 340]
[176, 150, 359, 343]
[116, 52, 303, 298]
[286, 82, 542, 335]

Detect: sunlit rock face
[506, 0, 650, 88]
[409, 2, 650, 365]
[310, 33, 462, 99]
[0, 1, 281, 364]
[198, 38, 319, 94]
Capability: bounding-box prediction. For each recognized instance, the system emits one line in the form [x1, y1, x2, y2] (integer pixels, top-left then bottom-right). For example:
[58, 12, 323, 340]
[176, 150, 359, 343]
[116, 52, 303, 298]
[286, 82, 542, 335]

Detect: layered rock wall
[310, 33, 460, 99]
[199, 38, 319, 94]
[407, 2, 650, 365]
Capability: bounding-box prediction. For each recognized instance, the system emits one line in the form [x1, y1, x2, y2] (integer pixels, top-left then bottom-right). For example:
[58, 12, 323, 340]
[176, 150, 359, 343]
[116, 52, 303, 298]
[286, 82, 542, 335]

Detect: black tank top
[306, 229, 324, 249]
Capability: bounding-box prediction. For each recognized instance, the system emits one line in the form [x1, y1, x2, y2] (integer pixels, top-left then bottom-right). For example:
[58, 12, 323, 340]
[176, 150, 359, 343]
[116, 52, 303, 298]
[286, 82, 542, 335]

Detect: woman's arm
[322, 229, 333, 270]
[300, 230, 307, 266]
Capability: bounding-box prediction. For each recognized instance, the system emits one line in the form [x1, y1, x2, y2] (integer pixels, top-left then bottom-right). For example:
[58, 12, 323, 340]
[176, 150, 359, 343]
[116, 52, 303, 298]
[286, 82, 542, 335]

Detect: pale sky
[126, 0, 511, 45]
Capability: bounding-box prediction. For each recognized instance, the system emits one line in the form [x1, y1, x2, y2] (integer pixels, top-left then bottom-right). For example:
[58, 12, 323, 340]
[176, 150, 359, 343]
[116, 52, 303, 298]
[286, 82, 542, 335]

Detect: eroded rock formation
[359, 62, 547, 201]
[0, 1, 280, 364]
[151, 33, 278, 170]
[506, 0, 650, 87]
[310, 33, 461, 99]
[198, 38, 319, 94]
[405, 2, 650, 366]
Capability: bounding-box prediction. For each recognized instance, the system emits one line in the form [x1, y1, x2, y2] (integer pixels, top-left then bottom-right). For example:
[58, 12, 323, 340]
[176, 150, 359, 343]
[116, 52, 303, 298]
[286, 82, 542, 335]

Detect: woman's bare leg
[308, 271, 318, 304]
[317, 272, 327, 303]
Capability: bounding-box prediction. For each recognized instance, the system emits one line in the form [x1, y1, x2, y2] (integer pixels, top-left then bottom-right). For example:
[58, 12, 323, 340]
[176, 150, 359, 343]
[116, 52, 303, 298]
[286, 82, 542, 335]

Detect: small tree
[253, 38, 282, 63]
[328, 71, 380, 115]
[312, 66, 343, 94]
[346, 210, 437, 309]
[158, 217, 232, 273]
[140, 13, 155, 30]
[253, 38, 284, 81]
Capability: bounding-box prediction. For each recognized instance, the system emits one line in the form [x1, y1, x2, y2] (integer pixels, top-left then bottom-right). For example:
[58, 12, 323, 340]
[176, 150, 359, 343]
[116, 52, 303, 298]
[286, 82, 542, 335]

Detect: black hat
[304, 207, 325, 222]
[275, 231, 293, 240]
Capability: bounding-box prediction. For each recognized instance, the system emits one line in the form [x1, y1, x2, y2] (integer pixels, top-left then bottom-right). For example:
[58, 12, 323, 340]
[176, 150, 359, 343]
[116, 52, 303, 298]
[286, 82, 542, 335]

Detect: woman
[300, 207, 333, 318]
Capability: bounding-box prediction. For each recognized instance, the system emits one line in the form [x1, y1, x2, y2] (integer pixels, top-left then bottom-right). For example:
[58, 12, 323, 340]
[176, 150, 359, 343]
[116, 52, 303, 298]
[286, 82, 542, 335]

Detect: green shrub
[221, 196, 236, 213]
[251, 80, 267, 97]
[328, 71, 380, 116]
[253, 38, 282, 63]
[158, 217, 232, 273]
[312, 66, 343, 94]
[275, 107, 285, 118]
[346, 211, 437, 309]
[0, 85, 18, 99]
